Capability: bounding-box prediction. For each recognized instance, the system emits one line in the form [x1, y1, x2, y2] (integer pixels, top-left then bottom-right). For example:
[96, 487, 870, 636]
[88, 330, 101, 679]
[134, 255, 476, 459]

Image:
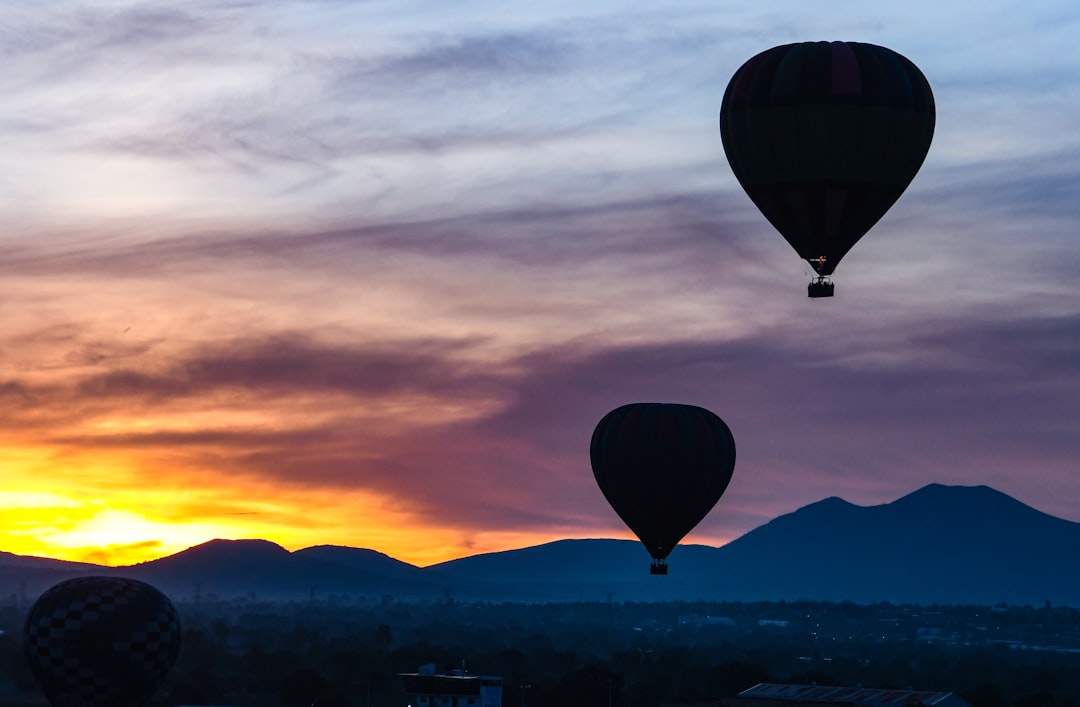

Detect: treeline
[1, 599, 1079, 707]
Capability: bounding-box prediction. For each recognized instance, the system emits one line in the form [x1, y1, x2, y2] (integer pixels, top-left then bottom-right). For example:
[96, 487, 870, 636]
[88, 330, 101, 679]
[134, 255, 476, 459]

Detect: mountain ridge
[2, 484, 1078, 606]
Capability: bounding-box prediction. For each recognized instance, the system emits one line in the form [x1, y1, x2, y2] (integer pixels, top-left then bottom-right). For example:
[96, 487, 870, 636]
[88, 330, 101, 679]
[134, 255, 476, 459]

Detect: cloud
[4, 298, 1079, 548]
[0, 191, 774, 324]
[345, 32, 577, 85]
[1, 4, 217, 69]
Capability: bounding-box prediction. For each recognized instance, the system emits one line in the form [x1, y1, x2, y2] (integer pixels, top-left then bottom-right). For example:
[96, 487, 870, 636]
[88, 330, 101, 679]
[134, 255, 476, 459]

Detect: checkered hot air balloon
[720, 41, 935, 298]
[591, 402, 736, 575]
[23, 576, 182, 707]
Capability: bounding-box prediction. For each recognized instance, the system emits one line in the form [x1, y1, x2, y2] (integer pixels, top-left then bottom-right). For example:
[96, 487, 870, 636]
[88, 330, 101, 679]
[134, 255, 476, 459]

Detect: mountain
[2, 484, 1079, 606]
[115, 539, 308, 597]
[293, 544, 425, 580]
[710, 483, 1080, 605]
[428, 539, 726, 602]
[0, 552, 106, 602]
[0, 551, 101, 571]
[422, 484, 1080, 605]
[113, 539, 445, 600]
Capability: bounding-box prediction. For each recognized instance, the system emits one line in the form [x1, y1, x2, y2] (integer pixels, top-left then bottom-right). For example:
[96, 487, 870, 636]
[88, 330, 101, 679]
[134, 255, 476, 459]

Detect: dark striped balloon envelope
[720, 41, 935, 297]
[590, 402, 736, 574]
[24, 576, 181, 707]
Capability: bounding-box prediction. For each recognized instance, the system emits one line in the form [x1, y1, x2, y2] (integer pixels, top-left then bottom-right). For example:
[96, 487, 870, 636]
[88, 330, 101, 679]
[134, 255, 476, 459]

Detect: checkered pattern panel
[24, 576, 181, 707]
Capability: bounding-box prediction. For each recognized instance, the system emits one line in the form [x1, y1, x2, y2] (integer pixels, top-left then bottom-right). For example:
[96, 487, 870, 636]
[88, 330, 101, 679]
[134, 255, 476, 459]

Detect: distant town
[3, 595, 1077, 706]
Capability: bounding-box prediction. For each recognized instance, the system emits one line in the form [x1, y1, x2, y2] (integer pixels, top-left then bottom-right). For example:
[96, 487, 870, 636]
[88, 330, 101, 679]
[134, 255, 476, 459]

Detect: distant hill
[427, 539, 724, 602]
[0, 551, 101, 571]
[293, 544, 425, 579]
[0, 552, 104, 602]
[2, 484, 1079, 606]
[709, 483, 1080, 605]
[112, 539, 446, 601]
[415, 484, 1080, 605]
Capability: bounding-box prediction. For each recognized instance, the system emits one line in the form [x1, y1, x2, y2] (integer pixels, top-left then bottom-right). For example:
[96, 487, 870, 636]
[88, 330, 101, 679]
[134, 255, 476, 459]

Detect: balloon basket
[650, 560, 668, 575]
[808, 278, 834, 298]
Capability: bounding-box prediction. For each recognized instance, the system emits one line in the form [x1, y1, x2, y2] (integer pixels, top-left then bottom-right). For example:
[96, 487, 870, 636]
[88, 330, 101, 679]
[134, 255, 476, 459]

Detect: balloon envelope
[590, 402, 736, 571]
[24, 576, 182, 707]
[720, 41, 935, 278]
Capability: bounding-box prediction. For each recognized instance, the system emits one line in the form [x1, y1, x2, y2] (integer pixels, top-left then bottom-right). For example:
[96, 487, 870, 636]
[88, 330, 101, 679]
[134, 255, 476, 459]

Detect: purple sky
[2, 0, 1079, 565]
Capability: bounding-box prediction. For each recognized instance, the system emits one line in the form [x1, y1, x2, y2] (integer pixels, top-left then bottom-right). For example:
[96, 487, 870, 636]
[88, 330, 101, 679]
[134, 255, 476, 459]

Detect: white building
[401, 663, 502, 707]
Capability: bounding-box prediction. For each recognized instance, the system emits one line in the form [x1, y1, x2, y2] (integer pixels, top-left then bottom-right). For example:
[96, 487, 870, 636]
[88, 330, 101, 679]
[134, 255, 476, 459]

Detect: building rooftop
[738, 683, 971, 706]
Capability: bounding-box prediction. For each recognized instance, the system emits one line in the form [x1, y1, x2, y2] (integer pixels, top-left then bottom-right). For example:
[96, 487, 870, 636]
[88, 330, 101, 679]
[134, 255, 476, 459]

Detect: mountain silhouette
[3, 485, 1078, 606]
[417, 484, 1080, 604]
[116, 539, 304, 596]
[710, 483, 1080, 604]
[110, 538, 443, 600]
[428, 539, 726, 601]
[293, 544, 425, 579]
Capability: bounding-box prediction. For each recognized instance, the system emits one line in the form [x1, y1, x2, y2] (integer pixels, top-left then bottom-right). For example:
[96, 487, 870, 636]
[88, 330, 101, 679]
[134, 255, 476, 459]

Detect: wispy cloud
[4, 299, 1079, 549]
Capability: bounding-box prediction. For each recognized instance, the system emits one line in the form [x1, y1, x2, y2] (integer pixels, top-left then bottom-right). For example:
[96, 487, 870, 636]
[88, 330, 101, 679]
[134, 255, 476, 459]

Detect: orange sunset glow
[0, 439, 613, 567]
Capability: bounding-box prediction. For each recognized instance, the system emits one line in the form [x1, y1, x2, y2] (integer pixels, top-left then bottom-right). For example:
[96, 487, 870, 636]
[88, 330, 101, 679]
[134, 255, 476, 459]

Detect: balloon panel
[23, 576, 181, 707]
[720, 41, 935, 276]
[591, 403, 735, 561]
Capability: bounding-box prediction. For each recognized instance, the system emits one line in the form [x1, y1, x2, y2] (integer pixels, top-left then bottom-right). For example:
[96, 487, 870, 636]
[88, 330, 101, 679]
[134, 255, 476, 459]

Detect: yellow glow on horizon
[0, 442, 548, 568]
[0, 449, 684, 567]
[1, 358, 642, 567]
[28, 509, 249, 566]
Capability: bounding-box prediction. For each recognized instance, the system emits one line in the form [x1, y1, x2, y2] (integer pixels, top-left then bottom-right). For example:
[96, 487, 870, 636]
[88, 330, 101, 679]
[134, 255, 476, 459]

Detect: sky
[2, 0, 1079, 568]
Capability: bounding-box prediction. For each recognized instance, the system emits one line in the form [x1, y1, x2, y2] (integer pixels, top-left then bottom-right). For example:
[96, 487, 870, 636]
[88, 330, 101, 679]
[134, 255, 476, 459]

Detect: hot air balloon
[719, 41, 935, 297]
[590, 402, 736, 574]
[24, 576, 182, 707]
